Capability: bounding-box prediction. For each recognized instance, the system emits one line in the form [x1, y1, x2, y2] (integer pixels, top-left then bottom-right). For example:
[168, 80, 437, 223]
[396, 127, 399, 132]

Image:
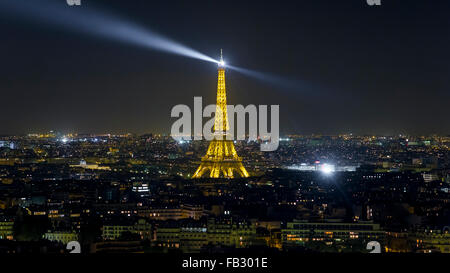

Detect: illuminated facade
[282, 219, 385, 250]
[155, 217, 256, 252]
[102, 219, 152, 240]
[192, 51, 249, 178]
[0, 217, 14, 240]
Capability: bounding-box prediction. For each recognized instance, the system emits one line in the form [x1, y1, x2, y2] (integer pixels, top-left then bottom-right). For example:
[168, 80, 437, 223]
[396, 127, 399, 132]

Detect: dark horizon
[1, 0, 449, 135]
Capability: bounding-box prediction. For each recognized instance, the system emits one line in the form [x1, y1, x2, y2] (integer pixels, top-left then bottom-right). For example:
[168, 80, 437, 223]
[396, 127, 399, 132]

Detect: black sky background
[0, 0, 449, 135]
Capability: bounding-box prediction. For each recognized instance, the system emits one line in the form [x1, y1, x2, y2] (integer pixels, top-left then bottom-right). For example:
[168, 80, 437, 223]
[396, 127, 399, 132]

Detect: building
[103, 224, 133, 241]
[69, 159, 111, 171]
[282, 219, 385, 250]
[207, 217, 256, 248]
[422, 173, 439, 183]
[132, 182, 149, 197]
[411, 229, 450, 253]
[133, 218, 153, 240]
[138, 204, 203, 221]
[43, 231, 78, 244]
[155, 217, 256, 253]
[192, 50, 249, 178]
[102, 218, 152, 241]
[0, 217, 14, 240]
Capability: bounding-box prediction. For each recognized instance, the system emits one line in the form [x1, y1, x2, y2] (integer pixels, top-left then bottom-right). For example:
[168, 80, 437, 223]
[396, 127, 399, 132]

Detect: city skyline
[2, 0, 450, 264]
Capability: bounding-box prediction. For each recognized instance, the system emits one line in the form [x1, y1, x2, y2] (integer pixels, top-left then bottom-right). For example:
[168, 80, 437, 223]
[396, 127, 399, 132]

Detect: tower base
[192, 140, 249, 179]
[192, 161, 249, 179]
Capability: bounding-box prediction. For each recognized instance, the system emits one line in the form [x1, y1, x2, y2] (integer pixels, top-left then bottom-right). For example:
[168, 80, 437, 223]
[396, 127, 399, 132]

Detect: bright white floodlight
[320, 163, 335, 175]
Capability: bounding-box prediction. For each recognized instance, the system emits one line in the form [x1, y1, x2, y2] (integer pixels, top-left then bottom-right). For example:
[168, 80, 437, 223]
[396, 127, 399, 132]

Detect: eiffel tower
[192, 50, 249, 179]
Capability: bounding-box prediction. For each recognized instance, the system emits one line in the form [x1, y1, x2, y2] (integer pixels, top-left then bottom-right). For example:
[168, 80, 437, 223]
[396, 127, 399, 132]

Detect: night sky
[1, 0, 449, 135]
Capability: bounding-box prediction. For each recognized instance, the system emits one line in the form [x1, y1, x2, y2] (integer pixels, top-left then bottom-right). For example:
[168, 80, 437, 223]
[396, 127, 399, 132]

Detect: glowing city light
[320, 164, 335, 175]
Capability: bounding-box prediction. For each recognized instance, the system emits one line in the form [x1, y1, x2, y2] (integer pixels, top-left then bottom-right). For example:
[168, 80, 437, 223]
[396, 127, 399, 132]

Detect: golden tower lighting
[192, 50, 250, 179]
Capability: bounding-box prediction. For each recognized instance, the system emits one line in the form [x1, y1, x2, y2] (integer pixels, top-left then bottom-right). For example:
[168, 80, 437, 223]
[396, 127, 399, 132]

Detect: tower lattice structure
[192, 51, 249, 179]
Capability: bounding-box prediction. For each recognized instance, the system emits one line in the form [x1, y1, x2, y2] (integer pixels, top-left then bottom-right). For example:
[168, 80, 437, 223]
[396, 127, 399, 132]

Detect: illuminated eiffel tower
[192, 50, 249, 179]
